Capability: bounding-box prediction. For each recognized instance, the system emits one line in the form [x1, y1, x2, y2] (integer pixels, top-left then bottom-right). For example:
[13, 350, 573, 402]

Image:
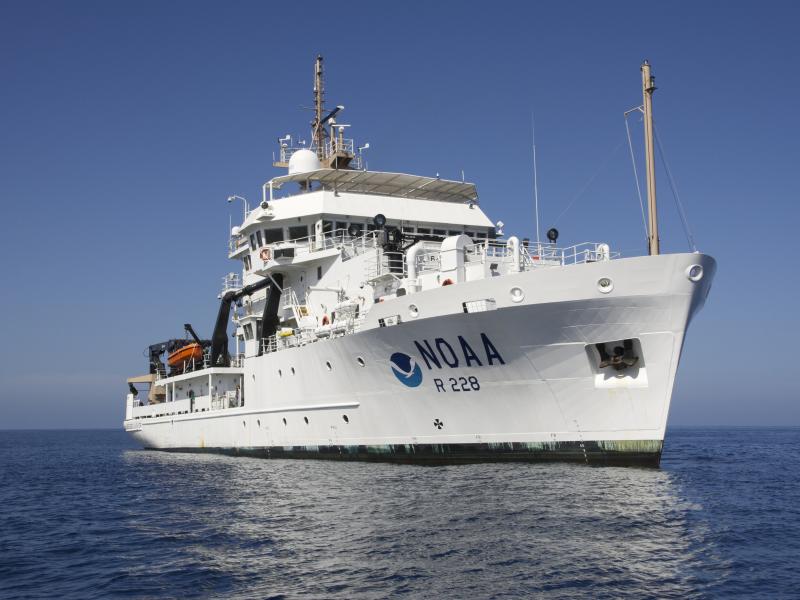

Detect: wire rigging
[653, 124, 697, 252]
[624, 114, 649, 243]
[553, 139, 626, 226]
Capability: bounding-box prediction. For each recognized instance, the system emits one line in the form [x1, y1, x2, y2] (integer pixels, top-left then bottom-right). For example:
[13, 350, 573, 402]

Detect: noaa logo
[390, 352, 423, 387]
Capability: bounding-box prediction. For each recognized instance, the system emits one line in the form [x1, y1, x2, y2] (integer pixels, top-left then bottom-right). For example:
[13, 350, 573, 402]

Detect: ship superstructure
[123, 57, 715, 466]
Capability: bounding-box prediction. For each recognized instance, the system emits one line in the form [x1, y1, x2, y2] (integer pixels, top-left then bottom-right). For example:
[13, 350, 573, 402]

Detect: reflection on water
[2, 429, 799, 598]
[119, 448, 713, 598]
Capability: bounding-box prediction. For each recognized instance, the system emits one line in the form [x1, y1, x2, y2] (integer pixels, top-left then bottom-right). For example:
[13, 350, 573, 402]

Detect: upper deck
[268, 169, 478, 203]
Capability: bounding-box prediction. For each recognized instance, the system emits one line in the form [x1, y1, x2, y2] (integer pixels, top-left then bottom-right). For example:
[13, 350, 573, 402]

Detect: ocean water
[0, 428, 798, 599]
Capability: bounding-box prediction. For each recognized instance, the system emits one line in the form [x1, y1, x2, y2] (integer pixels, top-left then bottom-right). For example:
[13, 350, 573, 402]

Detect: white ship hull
[125, 252, 714, 466]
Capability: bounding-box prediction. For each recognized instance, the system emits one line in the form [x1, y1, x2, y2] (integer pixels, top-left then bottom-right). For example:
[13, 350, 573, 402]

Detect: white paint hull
[125, 253, 715, 466]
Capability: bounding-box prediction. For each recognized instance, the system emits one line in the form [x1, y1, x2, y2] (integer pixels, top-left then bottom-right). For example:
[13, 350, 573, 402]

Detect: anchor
[596, 339, 639, 371]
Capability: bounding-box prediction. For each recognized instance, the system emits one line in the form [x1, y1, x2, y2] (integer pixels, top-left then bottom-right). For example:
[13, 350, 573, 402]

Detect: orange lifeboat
[167, 342, 204, 367]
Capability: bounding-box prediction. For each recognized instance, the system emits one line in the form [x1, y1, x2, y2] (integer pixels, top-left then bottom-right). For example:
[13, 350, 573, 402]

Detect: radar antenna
[273, 55, 365, 171]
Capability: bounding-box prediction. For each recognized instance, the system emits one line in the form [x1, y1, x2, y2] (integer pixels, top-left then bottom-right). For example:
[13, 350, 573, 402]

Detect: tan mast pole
[641, 60, 659, 255]
[313, 55, 325, 160]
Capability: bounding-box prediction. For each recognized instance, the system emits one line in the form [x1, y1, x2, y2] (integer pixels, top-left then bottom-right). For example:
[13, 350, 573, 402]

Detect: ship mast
[641, 60, 659, 255]
[312, 54, 326, 160]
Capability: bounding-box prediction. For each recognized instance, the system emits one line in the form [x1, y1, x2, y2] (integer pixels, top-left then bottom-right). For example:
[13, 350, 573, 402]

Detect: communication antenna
[531, 111, 542, 247]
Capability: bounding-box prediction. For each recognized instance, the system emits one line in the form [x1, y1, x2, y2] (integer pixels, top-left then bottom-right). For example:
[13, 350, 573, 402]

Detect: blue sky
[1, 1, 798, 428]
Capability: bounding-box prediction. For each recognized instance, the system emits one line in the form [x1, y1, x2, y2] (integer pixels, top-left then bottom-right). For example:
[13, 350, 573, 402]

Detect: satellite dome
[288, 148, 321, 175]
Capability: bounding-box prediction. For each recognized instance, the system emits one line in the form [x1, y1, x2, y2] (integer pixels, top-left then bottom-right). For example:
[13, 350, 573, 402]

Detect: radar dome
[288, 148, 321, 175]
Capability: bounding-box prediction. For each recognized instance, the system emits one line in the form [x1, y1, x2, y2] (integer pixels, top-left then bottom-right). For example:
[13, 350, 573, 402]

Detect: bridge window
[256, 230, 263, 247]
[249, 234, 256, 251]
[288, 225, 308, 240]
[433, 229, 446, 236]
[322, 220, 333, 237]
[336, 221, 348, 232]
[264, 228, 283, 243]
[417, 227, 431, 235]
[243, 255, 251, 271]
[448, 230, 462, 237]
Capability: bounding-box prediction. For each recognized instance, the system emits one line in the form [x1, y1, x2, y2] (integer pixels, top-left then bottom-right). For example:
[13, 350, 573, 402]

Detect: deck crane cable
[553, 139, 625, 226]
[624, 114, 650, 243]
[653, 123, 697, 252]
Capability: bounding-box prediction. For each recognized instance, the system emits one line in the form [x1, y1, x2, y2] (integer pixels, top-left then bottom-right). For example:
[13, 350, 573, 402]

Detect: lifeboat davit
[167, 342, 204, 367]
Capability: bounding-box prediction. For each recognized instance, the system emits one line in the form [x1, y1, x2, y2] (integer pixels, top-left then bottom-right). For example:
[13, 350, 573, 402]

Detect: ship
[123, 57, 715, 466]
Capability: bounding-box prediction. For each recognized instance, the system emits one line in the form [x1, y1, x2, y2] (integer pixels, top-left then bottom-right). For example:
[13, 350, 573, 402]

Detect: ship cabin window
[433, 229, 446, 237]
[367, 223, 378, 232]
[322, 220, 333, 238]
[317, 266, 322, 281]
[417, 227, 431, 235]
[464, 231, 476, 239]
[264, 228, 284, 244]
[335, 221, 348, 233]
[249, 234, 256, 251]
[256, 230, 263, 247]
[475, 231, 487, 241]
[288, 225, 309, 241]
[448, 230, 462, 237]
[243, 324, 254, 340]
[243, 255, 252, 271]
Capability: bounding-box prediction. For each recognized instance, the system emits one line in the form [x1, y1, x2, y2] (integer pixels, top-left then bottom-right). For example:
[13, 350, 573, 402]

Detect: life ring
[321, 314, 330, 326]
[442, 278, 454, 286]
[259, 247, 271, 261]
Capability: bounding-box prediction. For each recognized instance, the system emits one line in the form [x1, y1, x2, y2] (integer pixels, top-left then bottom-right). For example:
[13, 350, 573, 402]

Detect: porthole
[686, 264, 704, 282]
[597, 277, 614, 293]
[510, 287, 525, 303]
[326, 361, 332, 371]
[304, 416, 309, 424]
[342, 414, 349, 423]
[408, 304, 419, 318]
[356, 356, 366, 367]
[282, 418, 287, 425]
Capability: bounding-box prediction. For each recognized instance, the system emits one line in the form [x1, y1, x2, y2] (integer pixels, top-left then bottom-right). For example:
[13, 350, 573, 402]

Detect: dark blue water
[1, 429, 798, 599]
